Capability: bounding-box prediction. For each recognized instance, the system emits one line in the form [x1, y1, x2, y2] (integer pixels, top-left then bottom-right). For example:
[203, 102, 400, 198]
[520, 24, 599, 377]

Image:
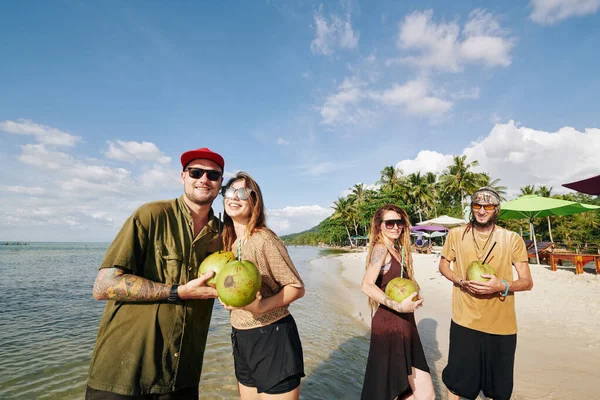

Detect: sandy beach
[329, 250, 600, 400]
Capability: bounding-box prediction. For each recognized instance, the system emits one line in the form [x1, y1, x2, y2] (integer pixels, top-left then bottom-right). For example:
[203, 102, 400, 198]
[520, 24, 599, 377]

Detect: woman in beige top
[220, 171, 305, 400]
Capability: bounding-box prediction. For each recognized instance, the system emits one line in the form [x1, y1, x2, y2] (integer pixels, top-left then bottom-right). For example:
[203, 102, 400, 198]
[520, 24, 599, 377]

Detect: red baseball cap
[180, 147, 225, 171]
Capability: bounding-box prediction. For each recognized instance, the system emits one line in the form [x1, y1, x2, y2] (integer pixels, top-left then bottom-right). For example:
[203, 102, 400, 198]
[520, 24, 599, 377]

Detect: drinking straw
[482, 242, 497, 264]
[217, 212, 222, 252]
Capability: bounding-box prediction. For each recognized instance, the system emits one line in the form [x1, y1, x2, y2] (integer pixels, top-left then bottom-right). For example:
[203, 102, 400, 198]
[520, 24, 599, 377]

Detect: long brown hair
[221, 172, 269, 251]
[366, 204, 414, 312]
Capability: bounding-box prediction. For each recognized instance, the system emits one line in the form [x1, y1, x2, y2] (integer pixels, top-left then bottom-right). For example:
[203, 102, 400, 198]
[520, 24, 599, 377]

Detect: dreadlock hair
[365, 204, 414, 313]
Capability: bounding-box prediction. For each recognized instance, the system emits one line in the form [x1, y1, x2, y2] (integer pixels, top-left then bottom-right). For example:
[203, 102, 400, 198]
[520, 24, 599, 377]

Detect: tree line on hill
[280, 155, 600, 252]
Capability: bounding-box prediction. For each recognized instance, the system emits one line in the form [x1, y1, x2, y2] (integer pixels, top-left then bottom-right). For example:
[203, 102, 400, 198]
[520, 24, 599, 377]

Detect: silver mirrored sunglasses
[222, 186, 254, 201]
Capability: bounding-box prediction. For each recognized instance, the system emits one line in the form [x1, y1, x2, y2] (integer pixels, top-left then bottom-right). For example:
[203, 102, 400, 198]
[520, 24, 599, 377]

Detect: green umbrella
[499, 195, 600, 264]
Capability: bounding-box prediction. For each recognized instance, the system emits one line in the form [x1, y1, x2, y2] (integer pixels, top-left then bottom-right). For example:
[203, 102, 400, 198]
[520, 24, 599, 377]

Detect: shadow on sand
[540, 263, 599, 275]
[418, 317, 444, 399]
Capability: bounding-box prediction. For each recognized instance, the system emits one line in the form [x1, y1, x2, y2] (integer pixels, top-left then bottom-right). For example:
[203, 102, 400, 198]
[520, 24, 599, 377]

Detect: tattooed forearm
[381, 296, 404, 312]
[93, 268, 171, 301]
[382, 295, 394, 308]
[382, 295, 402, 312]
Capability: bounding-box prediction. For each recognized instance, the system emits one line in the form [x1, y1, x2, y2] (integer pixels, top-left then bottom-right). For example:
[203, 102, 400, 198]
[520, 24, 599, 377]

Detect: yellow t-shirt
[441, 225, 528, 335]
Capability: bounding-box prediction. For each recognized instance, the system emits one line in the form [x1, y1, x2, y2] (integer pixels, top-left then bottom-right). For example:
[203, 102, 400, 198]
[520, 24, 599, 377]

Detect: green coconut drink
[216, 260, 262, 307]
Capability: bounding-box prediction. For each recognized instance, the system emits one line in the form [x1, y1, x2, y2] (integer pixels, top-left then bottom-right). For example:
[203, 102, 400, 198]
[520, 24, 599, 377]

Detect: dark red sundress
[361, 256, 430, 400]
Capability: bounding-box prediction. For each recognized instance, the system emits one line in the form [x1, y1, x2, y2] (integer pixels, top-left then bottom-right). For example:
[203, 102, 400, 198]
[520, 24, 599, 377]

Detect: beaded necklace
[472, 225, 495, 260]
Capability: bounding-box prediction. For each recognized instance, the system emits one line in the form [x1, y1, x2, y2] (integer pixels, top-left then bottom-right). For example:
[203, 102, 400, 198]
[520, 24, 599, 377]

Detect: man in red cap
[86, 148, 225, 399]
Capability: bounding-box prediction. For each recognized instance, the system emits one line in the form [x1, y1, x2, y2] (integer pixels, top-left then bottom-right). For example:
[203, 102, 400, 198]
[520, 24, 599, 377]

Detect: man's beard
[185, 187, 218, 206]
[472, 215, 498, 229]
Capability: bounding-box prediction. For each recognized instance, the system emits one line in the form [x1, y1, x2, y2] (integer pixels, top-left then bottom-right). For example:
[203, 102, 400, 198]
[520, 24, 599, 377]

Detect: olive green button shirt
[87, 196, 219, 395]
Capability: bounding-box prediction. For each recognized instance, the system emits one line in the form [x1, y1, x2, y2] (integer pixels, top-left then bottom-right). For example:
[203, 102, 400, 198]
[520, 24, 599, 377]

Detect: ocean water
[0, 243, 370, 399]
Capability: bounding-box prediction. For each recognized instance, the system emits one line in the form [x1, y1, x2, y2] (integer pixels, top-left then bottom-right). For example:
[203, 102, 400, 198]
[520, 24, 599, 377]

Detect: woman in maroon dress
[360, 204, 435, 400]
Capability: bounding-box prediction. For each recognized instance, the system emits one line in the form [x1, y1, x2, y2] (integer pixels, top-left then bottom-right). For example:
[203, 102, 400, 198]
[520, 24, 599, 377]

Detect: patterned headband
[471, 188, 501, 205]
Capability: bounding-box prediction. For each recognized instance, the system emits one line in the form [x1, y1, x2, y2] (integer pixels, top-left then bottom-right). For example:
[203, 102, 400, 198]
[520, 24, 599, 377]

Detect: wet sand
[330, 251, 600, 400]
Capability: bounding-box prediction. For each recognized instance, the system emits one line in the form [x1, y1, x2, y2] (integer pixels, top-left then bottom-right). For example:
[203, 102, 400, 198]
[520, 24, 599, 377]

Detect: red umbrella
[562, 174, 600, 195]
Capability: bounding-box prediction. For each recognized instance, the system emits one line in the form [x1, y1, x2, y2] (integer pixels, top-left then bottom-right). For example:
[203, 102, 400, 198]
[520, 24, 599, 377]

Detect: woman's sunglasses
[223, 186, 254, 201]
[471, 203, 496, 211]
[383, 219, 404, 229]
[186, 168, 222, 182]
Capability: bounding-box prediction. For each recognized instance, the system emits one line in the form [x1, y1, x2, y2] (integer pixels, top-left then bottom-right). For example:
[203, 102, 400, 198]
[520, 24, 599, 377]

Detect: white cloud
[2, 186, 47, 195]
[138, 165, 181, 188]
[369, 79, 453, 117]
[464, 121, 600, 193]
[395, 121, 600, 197]
[530, 0, 600, 25]
[395, 150, 455, 175]
[69, 165, 132, 184]
[0, 119, 80, 147]
[320, 77, 462, 125]
[19, 144, 74, 169]
[320, 77, 369, 125]
[0, 119, 181, 241]
[311, 5, 359, 55]
[267, 205, 332, 235]
[449, 87, 480, 100]
[276, 137, 290, 145]
[395, 9, 515, 72]
[104, 140, 171, 164]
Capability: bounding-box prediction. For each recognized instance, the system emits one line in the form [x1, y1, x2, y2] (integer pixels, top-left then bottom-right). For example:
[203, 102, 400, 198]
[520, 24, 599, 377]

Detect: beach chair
[524, 240, 534, 250]
[527, 241, 555, 263]
[414, 239, 432, 254]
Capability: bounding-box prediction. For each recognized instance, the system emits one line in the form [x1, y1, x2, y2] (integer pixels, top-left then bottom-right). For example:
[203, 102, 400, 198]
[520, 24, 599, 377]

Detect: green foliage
[281, 158, 600, 250]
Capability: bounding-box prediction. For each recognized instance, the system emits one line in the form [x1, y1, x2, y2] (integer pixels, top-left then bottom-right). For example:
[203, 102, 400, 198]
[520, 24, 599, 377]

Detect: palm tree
[377, 166, 403, 192]
[331, 197, 358, 246]
[536, 186, 553, 198]
[439, 155, 481, 210]
[536, 186, 554, 242]
[349, 183, 369, 234]
[520, 185, 536, 195]
[425, 172, 439, 217]
[349, 183, 367, 205]
[405, 172, 435, 222]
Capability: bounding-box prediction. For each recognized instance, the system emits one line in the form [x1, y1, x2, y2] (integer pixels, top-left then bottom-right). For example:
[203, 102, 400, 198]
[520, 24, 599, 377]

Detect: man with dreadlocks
[438, 187, 534, 400]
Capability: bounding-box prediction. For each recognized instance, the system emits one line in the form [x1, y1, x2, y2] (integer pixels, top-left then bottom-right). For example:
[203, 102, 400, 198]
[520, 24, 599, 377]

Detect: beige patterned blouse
[230, 229, 304, 329]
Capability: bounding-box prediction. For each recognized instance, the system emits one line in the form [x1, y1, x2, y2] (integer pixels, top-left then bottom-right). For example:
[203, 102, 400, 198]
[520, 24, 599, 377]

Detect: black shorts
[232, 314, 305, 394]
[442, 320, 517, 400]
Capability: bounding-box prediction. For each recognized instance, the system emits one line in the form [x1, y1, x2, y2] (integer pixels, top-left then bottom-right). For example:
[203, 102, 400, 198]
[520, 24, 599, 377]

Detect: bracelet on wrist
[500, 279, 509, 297]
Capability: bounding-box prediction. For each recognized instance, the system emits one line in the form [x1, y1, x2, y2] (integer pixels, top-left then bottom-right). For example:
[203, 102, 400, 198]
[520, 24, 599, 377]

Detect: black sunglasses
[185, 168, 222, 181]
[383, 219, 404, 229]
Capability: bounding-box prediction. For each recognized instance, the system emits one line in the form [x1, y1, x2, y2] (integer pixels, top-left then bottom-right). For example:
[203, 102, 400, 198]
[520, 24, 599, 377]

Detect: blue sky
[1, 0, 599, 241]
